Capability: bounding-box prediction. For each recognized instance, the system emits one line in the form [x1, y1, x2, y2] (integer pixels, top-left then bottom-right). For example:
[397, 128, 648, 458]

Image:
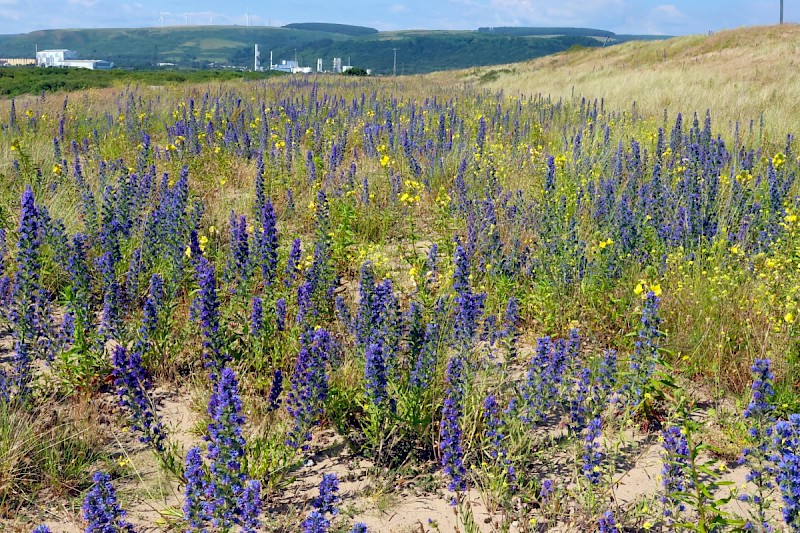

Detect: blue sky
[0, 0, 792, 35]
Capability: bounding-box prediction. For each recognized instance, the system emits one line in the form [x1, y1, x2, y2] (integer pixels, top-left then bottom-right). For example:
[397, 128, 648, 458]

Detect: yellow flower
[634, 282, 644, 295]
[785, 312, 795, 324]
[219, 178, 227, 186]
[651, 284, 662, 297]
[209, 225, 217, 235]
[599, 237, 614, 250]
[52, 164, 63, 175]
[199, 235, 209, 252]
[380, 155, 390, 167]
[184, 246, 192, 258]
[409, 266, 418, 278]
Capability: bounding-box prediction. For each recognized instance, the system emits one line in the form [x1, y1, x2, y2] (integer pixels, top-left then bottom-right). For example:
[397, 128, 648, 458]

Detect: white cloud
[641, 3, 689, 33]
[653, 4, 685, 19]
[68, 0, 99, 6]
[484, 0, 627, 27]
[0, 7, 20, 20]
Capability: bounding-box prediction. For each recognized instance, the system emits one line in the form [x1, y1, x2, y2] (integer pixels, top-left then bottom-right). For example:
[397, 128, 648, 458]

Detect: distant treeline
[282, 23, 378, 36]
[292, 34, 604, 75]
[0, 25, 668, 75]
[0, 67, 283, 98]
[477, 27, 615, 38]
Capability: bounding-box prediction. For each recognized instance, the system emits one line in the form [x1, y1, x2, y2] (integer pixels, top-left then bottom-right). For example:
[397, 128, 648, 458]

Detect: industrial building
[271, 59, 311, 74]
[36, 49, 114, 70]
[36, 49, 77, 66]
[0, 58, 36, 66]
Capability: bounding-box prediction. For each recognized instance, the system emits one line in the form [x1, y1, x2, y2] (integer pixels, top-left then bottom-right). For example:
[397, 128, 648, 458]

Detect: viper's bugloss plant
[240, 480, 262, 533]
[205, 365, 247, 527]
[740, 358, 777, 531]
[482, 394, 515, 487]
[287, 328, 332, 450]
[275, 297, 287, 332]
[774, 414, 800, 530]
[629, 291, 661, 407]
[313, 473, 340, 515]
[66, 232, 93, 330]
[258, 200, 279, 287]
[570, 367, 592, 432]
[111, 345, 167, 453]
[250, 296, 263, 336]
[440, 353, 467, 496]
[522, 336, 564, 424]
[582, 416, 604, 485]
[183, 446, 208, 531]
[597, 510, 619, 533]
[592, 349, 618, 412]
[96, 251, 121, 341]
[301, 511, 330, 533]
[11, 185, 44, 397]
[410, 321, 440, 389]
[285, 238, 302, 287]
[268, 369, 283, 412]
[452, 244, 485, 350]
[141, 274, 164, 338]
[661, 425, 690, 524]
[226, 211, 250, 285]
[500, 296, 519, 360]
[193, 257, 225, 376]
[364, 342, 387, 406]
[82, 472, 135, 533]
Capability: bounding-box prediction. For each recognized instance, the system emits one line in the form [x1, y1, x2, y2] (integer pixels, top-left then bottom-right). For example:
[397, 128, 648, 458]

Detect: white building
[272, 59, 298, 73]
[271, 59, 311, 74]
[36, 49, 77, 67]
[36, 49, 114, 70]
[332, 57, 342, 73]
[61, 59, 114, 70]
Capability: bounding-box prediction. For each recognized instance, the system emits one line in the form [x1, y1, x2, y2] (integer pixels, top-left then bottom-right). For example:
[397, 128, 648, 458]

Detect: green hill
[282, 23, 378, 36]
[0, 25, 667, 74]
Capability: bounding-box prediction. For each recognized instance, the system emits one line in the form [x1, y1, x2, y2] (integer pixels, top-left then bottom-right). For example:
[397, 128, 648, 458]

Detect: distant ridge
[281, 23, 378, 36]
[478, 27, 615, 37]
[0, 25, 668, 74]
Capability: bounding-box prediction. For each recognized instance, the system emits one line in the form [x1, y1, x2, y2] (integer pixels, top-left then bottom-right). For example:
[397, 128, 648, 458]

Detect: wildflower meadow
[1, 73, 800, 532]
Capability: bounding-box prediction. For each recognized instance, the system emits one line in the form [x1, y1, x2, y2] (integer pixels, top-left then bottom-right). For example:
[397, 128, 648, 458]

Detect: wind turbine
[185, 12, 189, 26]
[246, 9, 250, 27]
[159, 11, 169, 27]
